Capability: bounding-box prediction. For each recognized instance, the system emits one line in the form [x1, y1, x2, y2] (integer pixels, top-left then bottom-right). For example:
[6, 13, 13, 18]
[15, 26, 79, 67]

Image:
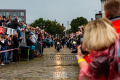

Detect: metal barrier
[1, 27, 27, 46]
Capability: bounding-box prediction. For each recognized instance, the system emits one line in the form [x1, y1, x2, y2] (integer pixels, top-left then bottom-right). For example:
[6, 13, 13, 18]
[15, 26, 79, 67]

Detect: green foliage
[30, 18, 65, 35]
[70, 17, 88, 33]
[66, 29, 72, 34]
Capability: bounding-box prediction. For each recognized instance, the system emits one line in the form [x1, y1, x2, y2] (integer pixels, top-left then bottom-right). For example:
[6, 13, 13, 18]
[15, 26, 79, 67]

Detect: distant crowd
[0, 15, 54, 67]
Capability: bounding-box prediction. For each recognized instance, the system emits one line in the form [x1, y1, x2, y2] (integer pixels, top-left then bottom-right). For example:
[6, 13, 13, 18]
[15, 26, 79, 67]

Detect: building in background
[0, 9, 26, 23]
[101, 0, 120, 17]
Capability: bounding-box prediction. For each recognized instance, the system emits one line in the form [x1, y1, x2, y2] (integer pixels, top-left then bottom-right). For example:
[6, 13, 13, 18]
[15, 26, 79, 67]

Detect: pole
[67, 21, 69, 30]
[94, 10, 97, 14]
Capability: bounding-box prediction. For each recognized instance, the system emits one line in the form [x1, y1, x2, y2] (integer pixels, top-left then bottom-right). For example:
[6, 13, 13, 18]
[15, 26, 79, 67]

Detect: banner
[6, 28, 16, 35]
[7, 28, 12, 35]
[0, 27, 4, 34]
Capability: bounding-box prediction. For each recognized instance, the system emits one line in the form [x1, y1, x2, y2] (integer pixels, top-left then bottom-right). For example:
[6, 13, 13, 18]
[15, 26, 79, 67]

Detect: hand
[77, 45, 84, 60]
[20, 36, 23, 39]
[8, 43, 11, 45]
[16, 48, 19, 50]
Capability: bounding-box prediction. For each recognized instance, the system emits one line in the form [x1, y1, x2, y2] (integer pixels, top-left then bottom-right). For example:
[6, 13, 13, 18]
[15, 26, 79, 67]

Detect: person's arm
[0, 41, 8, 46]
[16, 22, 23, 27]
[77, 45, 88, 68]
[72, 38, 78, 42]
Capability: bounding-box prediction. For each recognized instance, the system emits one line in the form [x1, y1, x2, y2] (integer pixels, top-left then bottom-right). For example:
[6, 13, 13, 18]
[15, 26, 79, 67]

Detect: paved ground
[0, 46, 80, 80]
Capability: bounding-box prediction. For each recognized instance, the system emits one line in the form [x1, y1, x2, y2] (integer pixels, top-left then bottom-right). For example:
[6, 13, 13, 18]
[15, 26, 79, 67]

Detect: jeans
[39, 45, 43, 56]
[8, 51, 12, 62]
[4, 52, 8, 63]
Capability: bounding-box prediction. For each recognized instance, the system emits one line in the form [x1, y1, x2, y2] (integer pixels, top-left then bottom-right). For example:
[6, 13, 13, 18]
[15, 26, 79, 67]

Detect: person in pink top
[77, 19, 120, 80]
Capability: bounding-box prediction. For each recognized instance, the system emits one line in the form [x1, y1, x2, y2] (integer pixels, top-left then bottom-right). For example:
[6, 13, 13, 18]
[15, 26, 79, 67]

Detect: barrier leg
[41, 43, 43, 56]
[28, 49, 29, 61]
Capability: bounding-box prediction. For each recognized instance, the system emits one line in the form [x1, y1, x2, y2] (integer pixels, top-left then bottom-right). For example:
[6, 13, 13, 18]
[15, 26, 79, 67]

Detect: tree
[30, 18, 44, 28]
[30, 18, 65, 35]
[66, 29, 72, 34]
[70, 17, 88, 33]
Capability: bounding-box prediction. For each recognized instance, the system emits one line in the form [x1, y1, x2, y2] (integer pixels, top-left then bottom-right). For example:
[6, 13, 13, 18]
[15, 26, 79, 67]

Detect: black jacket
[0, 41, 8, 46]
[11, 19, 22, 29]
[4, 39, 9, 50]
[8, 40, 13, 49]
[12, 36, 19, 48]
[62, 38, 65, 44]
[26, 38, 34, 46]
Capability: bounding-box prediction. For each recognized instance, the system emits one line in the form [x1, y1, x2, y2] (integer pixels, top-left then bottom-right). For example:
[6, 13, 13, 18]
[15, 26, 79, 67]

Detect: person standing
[54, 37, 58, 49]
[12, 33, 20, 63]
[104, 0, 120, 33]
[104, 1, 120, 77]
[62, 36, 65, 48]
[26, 35, 34, 59]
[7, 35, 13, 63]
[31, 33, 37, 44]
[11, 17, 22, 29]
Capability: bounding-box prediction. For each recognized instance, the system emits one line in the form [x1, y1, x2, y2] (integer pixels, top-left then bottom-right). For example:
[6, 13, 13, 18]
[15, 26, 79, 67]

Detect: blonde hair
[83, 20, 117, 51]
[100, 18, 113, 27]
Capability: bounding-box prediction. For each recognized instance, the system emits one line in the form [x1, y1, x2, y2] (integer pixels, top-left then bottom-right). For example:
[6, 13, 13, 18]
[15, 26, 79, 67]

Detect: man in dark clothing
[12, 33, 20, 62]
[11, 17, 22, 29]
[55, 38, 62, 49]
[26, 35, 34, 46]
[54, 37, 58, 49]
[26, 35, 34, 59]
[62, 36, 65, 48]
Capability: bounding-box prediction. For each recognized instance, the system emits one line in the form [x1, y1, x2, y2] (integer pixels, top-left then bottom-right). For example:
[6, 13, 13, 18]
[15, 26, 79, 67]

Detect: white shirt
[31, 34, 37, 43]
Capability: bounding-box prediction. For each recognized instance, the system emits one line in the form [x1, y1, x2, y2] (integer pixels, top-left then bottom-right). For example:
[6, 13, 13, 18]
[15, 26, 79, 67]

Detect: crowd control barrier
[20, 46, 30, 61]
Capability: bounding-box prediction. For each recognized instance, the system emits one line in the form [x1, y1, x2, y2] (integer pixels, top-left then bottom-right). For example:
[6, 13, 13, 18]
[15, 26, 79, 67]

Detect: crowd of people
[0, 14, 54, 67]
[66, 0, 120, 80]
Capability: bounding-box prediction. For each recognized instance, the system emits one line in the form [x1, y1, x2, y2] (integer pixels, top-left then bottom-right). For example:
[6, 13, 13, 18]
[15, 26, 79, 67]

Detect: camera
[3, 16, 6, 19]
[80, 35, 89, 55]
[81, 45, 89, 55]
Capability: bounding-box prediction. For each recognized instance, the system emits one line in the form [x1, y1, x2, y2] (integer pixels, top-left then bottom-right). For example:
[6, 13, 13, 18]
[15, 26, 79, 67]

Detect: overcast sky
[0, 0, 101, 29]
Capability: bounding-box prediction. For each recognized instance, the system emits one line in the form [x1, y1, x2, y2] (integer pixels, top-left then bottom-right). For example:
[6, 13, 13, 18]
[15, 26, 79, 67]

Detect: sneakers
[1, 63, 5, 66]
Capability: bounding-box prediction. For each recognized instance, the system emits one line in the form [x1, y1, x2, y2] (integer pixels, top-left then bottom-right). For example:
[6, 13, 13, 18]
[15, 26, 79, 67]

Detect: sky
[0, 0, 101, 29]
